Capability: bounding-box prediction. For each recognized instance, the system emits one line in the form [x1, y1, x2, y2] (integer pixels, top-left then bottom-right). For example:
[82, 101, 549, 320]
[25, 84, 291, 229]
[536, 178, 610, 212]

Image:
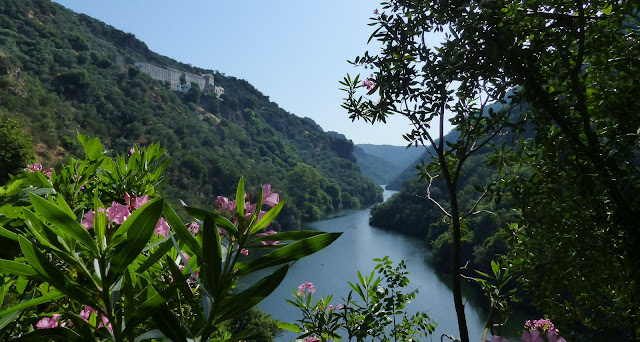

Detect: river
[254, 187, 525, 341]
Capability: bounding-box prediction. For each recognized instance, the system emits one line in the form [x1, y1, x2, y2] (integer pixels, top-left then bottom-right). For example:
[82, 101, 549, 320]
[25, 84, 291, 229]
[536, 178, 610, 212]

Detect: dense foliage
[287, 257, 436, 342]
[0, 0, 381, 230]
[346, 0, 640, 340]
[0, 136, 340, 341]
[0, 119, 35, 184]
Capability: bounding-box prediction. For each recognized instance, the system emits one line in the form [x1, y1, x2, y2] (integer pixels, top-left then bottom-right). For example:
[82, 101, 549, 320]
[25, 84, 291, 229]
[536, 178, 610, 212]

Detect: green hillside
[0, 0, 382, 228]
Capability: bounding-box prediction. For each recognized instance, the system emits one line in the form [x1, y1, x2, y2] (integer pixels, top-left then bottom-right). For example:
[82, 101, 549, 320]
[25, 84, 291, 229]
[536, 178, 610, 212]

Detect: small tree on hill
[0, 118, 35, 184]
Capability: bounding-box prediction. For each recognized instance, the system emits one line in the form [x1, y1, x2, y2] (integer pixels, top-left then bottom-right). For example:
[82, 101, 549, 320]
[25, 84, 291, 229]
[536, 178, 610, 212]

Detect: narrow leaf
[29, 193, 98, 255]
[0, 290, 64, 316]
[151, 309, 188, 342]
[163, 201, 202, 259]
[109, 198, 163, 276]
[217, 265, 288, 320]
[235, 233, 341, 276]
[235, 177, 245, 219]
[247, 201, 284, 235]
[0, 259, 39, 278]
[202, 214, 222, 292]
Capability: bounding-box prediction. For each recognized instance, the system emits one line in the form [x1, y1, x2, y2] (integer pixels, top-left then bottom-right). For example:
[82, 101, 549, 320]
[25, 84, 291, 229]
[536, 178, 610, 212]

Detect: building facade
[133, 62, 221, 96]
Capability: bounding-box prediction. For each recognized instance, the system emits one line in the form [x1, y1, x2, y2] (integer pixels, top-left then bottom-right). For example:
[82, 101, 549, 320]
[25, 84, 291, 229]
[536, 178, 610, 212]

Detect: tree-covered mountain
[0, 0, 382, 228]
[354, 144, 423, 185]
[369, 103, 526, 274]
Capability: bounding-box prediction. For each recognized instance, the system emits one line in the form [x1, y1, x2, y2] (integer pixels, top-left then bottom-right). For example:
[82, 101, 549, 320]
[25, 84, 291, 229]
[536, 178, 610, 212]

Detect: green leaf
[235, 177, 245, 219]
[10, 327, 81, 341]
[18, 236, 94, 303]
[0, 226, 18, 241]
[247, 201, 285, 235]
[109, 198, 164, 276]
[29, 193, 98, 255]
[151, 309, 188, 342]
[122, 285, 177, 337]
[0, 289, 64, 317]
[217, 265, 288, 321]
[135, 237, 173, 274]
[163, 201, 202, 259]
[601, 4, 612, 15]
[202, 213, 222, 292]
[22, 208, 63, 251]
[251, 230, 323, 244]
[164, 256, 198, 309]
[0, 259, 39, 278]
[77, 134, 103, 161]
[235, 233, 341, 276]
[277, 322, 301, 333]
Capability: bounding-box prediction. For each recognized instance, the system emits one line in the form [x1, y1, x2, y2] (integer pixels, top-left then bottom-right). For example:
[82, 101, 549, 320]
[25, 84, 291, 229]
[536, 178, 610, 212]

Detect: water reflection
[255, 187, 523, 341]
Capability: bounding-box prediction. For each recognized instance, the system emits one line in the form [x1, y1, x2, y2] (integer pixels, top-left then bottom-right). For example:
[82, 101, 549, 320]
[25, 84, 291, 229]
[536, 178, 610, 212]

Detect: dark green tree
[345, 0, 639, 340]
[341, 4, 517, 341]
[0, 118, 35, 184]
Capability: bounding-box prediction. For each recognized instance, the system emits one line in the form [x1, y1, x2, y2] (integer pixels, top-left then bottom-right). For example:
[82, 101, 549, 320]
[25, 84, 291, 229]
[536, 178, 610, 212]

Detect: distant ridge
[354, 144, 423, 185]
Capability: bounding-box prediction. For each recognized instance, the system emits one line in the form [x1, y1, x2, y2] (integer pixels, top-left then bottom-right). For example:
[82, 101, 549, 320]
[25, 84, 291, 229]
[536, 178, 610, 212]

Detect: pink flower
[155, 217, 170, 237]
[262, 184, 280, 207]
[36, 314, 61, 329]
[546, 333, 566, 342]
[520, 330, 543, 342]
[362, 74, 375, 91]
[297, 282, 316, 296]
[106, 202, 130, 225]
[79, 306, 95, 321]
[133, 195, 150, 209]
[373, 9, 379, 14]
[337, 304, 344, 310]
[257, 230, 279, 245]
[26, 163, 42, 173]
[304, 337, 320, 342]
[125, 193, 150, 211]
[188, 222, 200, 235]
[244, 201, 256, 215]
[82, 210, 95, 230]
[240, 248, 249, 256]
[129, 147, 135, 155]
[25, 163, 53, 177]
[216, 196, 233, 212]
[78, 306, 112, 333]
[217, 227, 227, 236]
[82, 208, 106, 229]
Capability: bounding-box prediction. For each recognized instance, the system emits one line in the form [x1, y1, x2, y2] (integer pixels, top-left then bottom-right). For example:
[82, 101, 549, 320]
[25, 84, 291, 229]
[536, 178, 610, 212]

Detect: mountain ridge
[0, 0, 382, 228]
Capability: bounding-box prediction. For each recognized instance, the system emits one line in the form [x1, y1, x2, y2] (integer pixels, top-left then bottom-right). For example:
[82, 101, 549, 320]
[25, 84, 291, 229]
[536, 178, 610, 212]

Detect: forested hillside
[369, 103, 526, 274]
[0, 0, 382, 228]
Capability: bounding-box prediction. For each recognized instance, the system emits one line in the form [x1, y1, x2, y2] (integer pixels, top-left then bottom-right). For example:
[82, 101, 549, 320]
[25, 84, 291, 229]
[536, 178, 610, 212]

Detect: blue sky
[53, 0, 443, 146]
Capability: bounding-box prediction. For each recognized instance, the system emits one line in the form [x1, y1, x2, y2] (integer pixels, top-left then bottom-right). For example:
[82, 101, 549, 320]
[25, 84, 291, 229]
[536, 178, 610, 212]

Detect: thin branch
[424, 173, 451, 217]
[461, 186, 491, 219]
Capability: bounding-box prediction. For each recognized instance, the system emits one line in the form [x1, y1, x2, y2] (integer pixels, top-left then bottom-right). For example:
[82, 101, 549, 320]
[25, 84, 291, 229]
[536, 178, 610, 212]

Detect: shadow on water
[252, 188, 528, 341]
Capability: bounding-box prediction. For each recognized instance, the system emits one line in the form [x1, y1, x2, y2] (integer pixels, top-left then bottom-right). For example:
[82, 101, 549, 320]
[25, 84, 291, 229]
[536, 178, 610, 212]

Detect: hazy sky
[53, 0, 444, 146]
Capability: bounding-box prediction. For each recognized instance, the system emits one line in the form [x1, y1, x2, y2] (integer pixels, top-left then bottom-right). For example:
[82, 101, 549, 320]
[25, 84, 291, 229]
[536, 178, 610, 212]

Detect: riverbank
[252, 188, 526, 341]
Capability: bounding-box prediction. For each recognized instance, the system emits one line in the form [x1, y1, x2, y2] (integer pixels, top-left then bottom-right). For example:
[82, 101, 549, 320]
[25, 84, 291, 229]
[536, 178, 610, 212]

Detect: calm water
[252, 188, 523, 341]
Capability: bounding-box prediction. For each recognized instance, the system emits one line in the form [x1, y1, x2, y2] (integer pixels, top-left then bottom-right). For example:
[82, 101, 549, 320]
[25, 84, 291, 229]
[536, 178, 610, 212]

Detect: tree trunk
[450, 184, 469, 342]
